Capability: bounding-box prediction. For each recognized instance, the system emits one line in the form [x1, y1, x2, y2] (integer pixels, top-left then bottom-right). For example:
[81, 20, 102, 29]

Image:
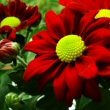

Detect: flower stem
[25, 27, 32, 43]
[17, 56, 27, 67]
[26, 27, 31, 38]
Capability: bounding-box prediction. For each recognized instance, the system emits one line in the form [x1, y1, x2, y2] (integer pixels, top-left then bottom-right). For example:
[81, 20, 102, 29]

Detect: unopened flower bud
[5, 92, 22, 109]
[0, 39, 20, 63]
[5, 92, 31, 109]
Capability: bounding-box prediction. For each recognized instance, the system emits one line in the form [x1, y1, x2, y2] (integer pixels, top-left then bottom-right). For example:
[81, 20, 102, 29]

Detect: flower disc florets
[56, 35, 86, 63]
[95, 9, 110, 19]
[0, 16, 21, 28]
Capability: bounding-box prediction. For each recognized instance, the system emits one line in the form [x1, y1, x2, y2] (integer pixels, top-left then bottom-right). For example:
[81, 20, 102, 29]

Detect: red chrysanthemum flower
[59, 0, 110, 13]
[0, 0, 41, 40]
[24, 8, 110, 106]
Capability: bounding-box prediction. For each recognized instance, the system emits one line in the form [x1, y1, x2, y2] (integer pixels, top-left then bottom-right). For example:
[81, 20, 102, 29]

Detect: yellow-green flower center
[0, 16, 21, 28]
[56, 35, 86, 63]
[95, 9, 110, 19]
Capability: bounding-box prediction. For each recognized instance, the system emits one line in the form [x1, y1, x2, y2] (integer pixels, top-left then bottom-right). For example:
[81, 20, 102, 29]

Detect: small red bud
[0, 39, 20, 63]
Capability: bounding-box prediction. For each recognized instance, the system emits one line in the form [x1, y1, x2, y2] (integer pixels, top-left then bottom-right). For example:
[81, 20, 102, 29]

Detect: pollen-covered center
[95, 9, 110, 19]
[0, 16, 21, 28]
[56, 35, 86, 63]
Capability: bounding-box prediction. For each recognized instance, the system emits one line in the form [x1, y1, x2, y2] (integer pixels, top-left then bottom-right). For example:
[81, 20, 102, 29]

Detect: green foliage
[0, 0, 7, 5]
[81, 88, 110, 110]
[75, 88, 110, 110]
[0, 70, 11, 110]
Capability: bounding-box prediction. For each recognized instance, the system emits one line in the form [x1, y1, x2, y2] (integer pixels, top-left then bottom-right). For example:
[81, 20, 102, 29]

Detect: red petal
[33, 30, 57, 45]
[0, 4, 6, 19]
[65, 0, 110, 10]
[0, 26, 12, 34]
[24, 7, 41, 26]
[38, 62, 66, 90]
[25, 40, 55, 54]
[83, 18, 110, 39]
[97, 0, 110, 9]
[8, 29, 17, 41]
[98, 66, 110, 77]
[60, 7, 81, 34]
[59, 0, 73, 6]
[8, 0, 16, 15]
[53, 73, 67, 101]
[86, 45, 110, 64]
[15, 0, 26, 18]
[8, 0, 26, 18]
[21, 6, 34, 20]
[24, 54, 58, 81]
[75, 56, 97, 79]
[25, 31, 56, 55]
[46, 11, 66, 39]
[85, 28, 110, 46]
[79, 10, 98, 35]
[64, 64, 83, 106]
[66, 1, 87, 13]
[84, 79, 101, 101]
[76, 0, 103, 10]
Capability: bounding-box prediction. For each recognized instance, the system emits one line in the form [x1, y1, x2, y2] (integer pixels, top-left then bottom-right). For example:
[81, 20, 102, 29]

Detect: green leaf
[22, 96, 41, 110]
[19, 92, 33, 101]
[82, 88, 110, 110]
[0, 70, 11, 109]
[24, 52, 36, 63]
[0, 0, 7, 5]
[76, 96, 91, 110]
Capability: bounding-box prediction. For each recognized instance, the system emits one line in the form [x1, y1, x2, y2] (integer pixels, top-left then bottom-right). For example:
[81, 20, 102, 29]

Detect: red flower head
[59, 0, 110, 13]
[0, 0, 41, 39]
[24, 8, 110, 106]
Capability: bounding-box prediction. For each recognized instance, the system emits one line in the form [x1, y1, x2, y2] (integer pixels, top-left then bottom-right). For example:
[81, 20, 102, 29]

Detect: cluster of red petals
[59, 0, 110, 13]
[24, 1, 110, 107]
[0, 0, 41, 40]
